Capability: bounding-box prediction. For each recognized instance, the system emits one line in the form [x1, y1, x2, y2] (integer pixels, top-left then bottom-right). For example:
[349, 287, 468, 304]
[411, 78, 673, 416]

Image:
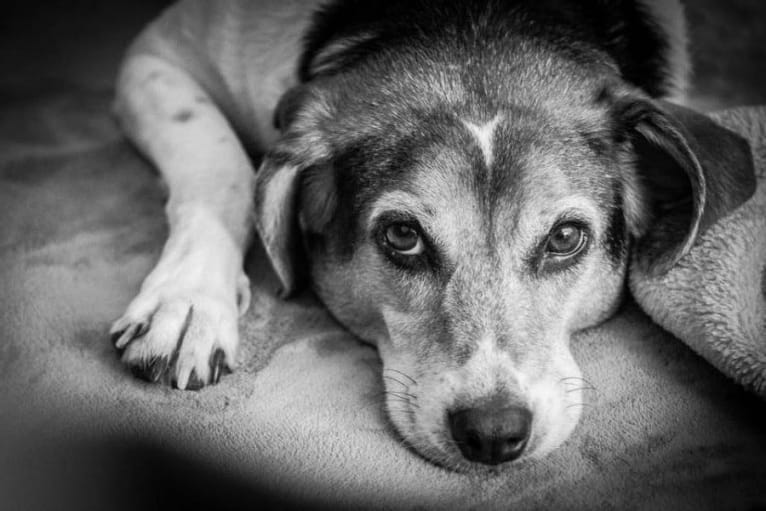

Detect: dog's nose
[448, 404, 532, 465]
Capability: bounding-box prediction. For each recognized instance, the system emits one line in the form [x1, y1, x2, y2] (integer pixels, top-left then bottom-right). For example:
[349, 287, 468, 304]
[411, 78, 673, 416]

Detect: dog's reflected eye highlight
[385, 223, 423, 255]
[546, 223, 587, 257]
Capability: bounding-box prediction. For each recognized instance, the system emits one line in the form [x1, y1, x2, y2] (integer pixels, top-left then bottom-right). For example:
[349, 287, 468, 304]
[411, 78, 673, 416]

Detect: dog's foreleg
[111, 54, 254, 390]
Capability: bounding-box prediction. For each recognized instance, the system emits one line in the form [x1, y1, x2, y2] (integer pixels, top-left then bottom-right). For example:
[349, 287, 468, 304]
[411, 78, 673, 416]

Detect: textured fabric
[630, 107, 766, 397]
[1, 92, 765, 510]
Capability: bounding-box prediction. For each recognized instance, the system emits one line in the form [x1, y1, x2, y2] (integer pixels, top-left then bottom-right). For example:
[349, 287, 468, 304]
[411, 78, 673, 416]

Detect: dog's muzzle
[448, 403, 532, 465]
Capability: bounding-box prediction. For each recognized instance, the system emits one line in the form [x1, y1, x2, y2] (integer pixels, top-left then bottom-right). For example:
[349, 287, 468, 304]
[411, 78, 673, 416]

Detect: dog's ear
[254, 151, 337, 297]
[254, 155, 305, 297]
[272, 86, 309, 132]
[614, 97, 756, 275]
[255, 88, 337, 297]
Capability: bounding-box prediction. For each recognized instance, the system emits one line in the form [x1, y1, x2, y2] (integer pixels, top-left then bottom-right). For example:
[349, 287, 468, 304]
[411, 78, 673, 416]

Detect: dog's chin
[385, 417, 572, 474]
[382, 402, 478, 472]
[384, 387, 584, 473]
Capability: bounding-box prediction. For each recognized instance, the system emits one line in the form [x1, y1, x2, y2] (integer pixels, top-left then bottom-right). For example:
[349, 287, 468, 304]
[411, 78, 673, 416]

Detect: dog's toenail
[210, 349, 226, 384]
[110, 329, 126, 345]
[114, 324, 140, 349]
[186, 369, 204, 391]
[113, 322, 150, 351]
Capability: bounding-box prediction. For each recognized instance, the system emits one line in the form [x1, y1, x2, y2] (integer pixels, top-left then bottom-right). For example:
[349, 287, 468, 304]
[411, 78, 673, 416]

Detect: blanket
[630, 107, 766, 397]
[1, 92, 765, 510]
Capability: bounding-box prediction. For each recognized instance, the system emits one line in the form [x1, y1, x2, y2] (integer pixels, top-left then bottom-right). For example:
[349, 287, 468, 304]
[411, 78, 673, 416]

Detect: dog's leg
[111, 54, 254, 390]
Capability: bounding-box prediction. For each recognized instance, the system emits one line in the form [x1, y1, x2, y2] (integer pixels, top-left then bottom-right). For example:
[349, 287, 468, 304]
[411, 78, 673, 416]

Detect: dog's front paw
[110, 274, 250, 390]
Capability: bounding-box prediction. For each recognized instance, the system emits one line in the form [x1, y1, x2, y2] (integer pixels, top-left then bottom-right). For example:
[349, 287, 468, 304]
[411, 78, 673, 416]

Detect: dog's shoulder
[128, 0, 325, 146]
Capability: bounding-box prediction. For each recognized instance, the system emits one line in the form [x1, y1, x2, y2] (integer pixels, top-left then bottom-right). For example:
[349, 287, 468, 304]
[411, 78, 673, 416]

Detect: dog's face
[305, 104, 631, 468]
[255, 58, 755, 469]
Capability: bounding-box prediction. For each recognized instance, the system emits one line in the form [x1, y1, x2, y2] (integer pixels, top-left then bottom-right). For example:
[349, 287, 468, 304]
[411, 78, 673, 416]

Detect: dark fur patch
[272, 86, 307, 131]
[762, 263, 766, 300]
[323, 132, 418, 259]
[172, 109, 195, 123]
[604, 181, 628, 264]
[301, 0, 674, 97]
[580, 129, 612, 157]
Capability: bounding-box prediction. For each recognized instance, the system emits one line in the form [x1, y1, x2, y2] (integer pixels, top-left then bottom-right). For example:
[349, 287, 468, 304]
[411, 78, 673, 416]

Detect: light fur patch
[113, 53, 256, 388]
[461, 114, 502, 167]
[258, 162, 300, 245]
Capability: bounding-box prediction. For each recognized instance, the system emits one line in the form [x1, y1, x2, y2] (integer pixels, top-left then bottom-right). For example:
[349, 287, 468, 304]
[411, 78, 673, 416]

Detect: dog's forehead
[364, 107, 612, 244]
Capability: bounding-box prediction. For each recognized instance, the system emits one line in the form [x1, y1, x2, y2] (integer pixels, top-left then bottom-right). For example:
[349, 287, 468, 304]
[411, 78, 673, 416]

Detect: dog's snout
[448, 404, 532, 465]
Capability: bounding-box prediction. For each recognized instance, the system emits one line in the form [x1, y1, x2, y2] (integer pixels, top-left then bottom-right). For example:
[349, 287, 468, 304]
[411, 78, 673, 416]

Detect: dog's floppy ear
[272, 86, 309, 132]
[615, 96, 756, 276]
[254, 150, 338, 297]
[255, 88, 337, 297]
[254, 155, 305, 296]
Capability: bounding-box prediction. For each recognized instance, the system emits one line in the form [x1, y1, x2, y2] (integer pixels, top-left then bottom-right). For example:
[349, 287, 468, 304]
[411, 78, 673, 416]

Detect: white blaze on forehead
[461, 114, 502, 167]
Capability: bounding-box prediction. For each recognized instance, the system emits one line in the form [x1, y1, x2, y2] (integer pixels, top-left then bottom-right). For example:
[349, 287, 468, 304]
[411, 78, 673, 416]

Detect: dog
[110, 0, 756, 470]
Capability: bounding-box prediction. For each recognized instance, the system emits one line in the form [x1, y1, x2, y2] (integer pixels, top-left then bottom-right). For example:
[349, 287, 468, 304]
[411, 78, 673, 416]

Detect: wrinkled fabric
[631, 107, 766, 398]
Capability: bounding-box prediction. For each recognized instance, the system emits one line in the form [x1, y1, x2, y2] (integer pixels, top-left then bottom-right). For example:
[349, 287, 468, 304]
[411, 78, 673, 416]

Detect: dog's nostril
[448, 404, 532, 465]
[466, 431, 483, 452]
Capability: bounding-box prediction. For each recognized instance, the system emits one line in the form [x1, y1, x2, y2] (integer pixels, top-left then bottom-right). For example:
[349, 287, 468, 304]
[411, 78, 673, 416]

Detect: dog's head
[254, 55, 755, 469]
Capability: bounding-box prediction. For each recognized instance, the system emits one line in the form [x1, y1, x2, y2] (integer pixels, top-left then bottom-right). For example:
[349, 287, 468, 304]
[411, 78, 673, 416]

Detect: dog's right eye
[374, 214, 438, 272]
[546, 223, 586, 256]
[384, 223, 424, 255]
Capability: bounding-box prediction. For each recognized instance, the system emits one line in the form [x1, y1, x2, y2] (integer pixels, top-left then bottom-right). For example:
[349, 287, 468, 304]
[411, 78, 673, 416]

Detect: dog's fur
[111, 0, 756, 470]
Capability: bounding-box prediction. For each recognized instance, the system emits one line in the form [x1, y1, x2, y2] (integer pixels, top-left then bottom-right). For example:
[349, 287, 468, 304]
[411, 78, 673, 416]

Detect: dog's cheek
[310, 244, 398, 344]
[526, 341, 583, 457]
[565, 251, 627, 332]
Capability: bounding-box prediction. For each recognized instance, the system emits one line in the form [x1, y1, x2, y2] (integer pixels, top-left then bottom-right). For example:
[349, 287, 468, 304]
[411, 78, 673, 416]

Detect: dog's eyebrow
[522, 198, 601, 231]
[366, 191, 433, 229]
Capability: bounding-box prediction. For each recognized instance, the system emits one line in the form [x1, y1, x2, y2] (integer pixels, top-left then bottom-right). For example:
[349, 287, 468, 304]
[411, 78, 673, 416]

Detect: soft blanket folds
[630, 107, 766, 397]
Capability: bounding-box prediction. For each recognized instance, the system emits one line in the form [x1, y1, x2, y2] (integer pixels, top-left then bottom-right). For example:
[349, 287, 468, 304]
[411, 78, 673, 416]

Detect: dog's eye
[385, 223, 423, 255]
[546, 223, 586, 256]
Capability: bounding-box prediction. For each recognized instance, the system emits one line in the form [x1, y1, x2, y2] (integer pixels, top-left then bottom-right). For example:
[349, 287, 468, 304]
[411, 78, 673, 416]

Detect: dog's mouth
[383, 396, 538, 472]
[380, 365, 586, 471]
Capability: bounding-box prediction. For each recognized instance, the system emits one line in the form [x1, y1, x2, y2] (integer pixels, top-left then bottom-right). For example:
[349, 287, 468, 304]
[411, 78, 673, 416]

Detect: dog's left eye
[545, 223, 586, 256]
[384, 223, 424, 255]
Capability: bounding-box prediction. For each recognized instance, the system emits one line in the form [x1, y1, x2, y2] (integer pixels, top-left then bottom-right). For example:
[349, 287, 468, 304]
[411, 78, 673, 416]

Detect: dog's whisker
[566, 402, 594, 410]
[564, 385, 597, 393]
[384, 395, 415, 405]
[387, 400, 420, 410]
[559, 377, 597, 393]
[386, 394, 420, 409]
[384, 368, 417, 385]
[372, 389, 421, 410]
[383, 390, 418, 401]
[364, 394, 421, 412]
[389, 402, 420, 410]
[382, 374, 409, 388]
[559, 376, 592, 384]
